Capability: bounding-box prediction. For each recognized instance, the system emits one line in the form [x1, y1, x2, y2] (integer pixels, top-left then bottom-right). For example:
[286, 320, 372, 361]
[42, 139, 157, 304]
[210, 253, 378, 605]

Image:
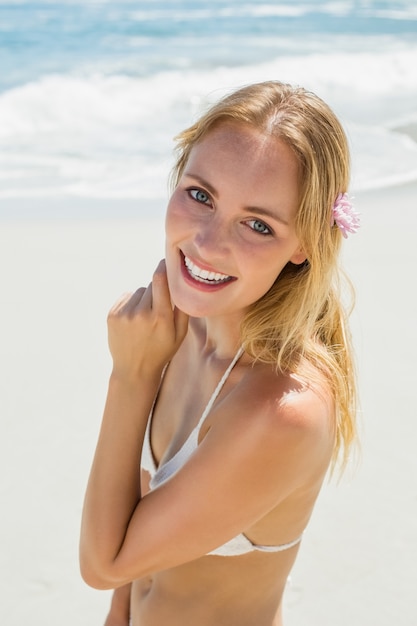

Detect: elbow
[79, 539, 152, 589]
[79, 549, 123, 590]
[80, 559, 115, 590]
[80, 573, 113, 591]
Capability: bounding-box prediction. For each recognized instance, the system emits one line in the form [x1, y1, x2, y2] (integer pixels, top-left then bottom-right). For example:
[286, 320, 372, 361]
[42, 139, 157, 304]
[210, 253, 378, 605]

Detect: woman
[80, 81, 359, 626]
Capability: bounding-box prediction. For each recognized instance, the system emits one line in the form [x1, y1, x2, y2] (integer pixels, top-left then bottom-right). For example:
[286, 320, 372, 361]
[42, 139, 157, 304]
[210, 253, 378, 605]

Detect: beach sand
[0, 183, 416, 625]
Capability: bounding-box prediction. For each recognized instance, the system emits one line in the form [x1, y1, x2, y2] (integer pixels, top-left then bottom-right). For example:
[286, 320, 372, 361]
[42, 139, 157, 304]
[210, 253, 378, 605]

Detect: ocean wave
[1, 45, 417, 199]
[3, 42, 416, 128]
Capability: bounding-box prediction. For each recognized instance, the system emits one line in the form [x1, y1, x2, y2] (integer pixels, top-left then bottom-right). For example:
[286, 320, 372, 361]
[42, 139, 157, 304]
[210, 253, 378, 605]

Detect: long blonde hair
[171, 81, 357, 471]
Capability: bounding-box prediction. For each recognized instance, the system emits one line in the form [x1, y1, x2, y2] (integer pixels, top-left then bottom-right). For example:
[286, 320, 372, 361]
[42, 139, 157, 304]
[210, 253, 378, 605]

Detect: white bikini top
[141, 347, 303, 557]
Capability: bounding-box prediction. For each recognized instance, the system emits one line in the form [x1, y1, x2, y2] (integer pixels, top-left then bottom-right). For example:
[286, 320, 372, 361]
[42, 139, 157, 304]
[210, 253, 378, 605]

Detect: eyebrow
[183, 173, 290, 226]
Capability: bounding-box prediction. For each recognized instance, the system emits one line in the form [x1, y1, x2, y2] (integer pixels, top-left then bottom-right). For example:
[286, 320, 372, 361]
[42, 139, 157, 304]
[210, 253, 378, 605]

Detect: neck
[189, 313, 244, 361]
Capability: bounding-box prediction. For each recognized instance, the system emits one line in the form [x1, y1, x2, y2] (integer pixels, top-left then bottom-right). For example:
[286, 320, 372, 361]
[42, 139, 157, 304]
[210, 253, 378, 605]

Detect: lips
[183, 254, 234, 285]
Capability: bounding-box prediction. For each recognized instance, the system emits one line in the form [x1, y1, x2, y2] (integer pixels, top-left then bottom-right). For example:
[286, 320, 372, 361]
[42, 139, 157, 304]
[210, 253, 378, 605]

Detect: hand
[107, 260, 189, 382]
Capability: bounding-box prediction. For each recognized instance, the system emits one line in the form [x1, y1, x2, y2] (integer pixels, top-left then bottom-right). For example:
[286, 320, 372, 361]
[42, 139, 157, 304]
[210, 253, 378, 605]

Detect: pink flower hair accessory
[332, 192, 360, 238]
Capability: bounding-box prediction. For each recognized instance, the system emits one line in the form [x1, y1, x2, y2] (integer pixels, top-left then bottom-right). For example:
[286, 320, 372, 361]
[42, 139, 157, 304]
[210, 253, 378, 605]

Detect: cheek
[165, 196, 192, 240]
[164, 200, 177, 237]
[255, 274, 279, 300]
[254, 256, 294, 302]
[241, 247, 286, 282]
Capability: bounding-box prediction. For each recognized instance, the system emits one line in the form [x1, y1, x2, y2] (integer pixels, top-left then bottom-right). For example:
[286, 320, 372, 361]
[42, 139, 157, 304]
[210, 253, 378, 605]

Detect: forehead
[184, 122, 300, 189]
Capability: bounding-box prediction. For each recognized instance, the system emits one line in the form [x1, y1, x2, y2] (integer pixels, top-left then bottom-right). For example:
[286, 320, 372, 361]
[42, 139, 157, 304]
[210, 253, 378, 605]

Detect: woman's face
[165, 122, 306, 319]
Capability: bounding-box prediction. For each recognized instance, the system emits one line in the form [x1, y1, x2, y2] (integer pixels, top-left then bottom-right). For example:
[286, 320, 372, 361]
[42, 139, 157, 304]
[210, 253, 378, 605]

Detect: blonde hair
[171, 81, 357, 472]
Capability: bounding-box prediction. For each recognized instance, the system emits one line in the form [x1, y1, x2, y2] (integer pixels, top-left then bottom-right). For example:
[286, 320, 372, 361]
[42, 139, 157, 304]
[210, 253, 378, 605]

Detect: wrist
[109, 365, 163, 390]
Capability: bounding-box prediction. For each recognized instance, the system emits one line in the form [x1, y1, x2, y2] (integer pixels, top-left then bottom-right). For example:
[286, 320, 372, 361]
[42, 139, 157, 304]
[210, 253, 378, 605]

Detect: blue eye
[189, 188, 211, 204]
[247, 219, 272, 236]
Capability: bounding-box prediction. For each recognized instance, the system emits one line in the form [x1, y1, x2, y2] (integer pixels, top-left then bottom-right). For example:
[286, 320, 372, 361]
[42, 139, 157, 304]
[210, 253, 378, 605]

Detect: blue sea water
[0, 0, 417, 203]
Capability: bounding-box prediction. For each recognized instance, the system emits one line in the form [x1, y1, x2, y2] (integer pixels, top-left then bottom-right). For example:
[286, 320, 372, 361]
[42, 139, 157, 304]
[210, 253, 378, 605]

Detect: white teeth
[184, 256, 231, 284]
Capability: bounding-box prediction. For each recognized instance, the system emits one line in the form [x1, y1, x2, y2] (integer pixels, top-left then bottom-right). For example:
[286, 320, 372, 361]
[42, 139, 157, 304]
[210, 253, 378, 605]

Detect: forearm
[104, 583, 132, 626]
[80, 266, 188, 588]
[80, 371, 161, 586]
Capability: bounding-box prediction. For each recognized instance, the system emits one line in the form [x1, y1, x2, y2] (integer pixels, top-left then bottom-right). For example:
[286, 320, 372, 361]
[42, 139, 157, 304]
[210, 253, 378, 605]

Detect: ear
[289, 246, 307, 265]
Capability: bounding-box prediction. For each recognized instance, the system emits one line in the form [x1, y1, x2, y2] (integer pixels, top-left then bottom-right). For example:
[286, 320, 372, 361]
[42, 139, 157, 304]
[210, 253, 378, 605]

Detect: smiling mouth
[183, 255, 234, 285]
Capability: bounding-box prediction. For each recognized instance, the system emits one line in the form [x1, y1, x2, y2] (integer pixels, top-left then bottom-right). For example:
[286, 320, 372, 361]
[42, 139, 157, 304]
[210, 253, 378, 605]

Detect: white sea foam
[1, 42, 417, 200]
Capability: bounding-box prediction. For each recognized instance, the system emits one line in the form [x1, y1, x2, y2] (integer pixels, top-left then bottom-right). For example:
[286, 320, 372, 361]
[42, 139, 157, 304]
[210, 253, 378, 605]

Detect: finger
[123, 285, 151, 316]
[173, 306, 189, 342]
[151, 260, 171, 312]
[109, 288, 146, 317]
[134, 282, 153, 313]
[108, 291, 136, 315]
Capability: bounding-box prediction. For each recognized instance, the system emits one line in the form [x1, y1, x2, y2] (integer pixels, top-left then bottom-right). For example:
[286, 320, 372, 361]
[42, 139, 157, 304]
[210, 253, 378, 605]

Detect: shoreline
[0, 196, 168, 221]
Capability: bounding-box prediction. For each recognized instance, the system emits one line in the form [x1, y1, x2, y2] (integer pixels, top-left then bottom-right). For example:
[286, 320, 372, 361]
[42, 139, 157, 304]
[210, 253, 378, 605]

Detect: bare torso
[130, 547, 299, 626]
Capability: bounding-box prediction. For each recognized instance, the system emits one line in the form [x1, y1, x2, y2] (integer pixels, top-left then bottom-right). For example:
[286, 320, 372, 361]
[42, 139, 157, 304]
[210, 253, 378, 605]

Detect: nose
[194, 215, 231, 259]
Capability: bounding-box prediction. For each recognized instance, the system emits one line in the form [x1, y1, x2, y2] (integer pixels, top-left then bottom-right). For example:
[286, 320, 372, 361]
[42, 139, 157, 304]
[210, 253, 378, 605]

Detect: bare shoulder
[234, 357, 333, 428]
[214, 358, 335, 483]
